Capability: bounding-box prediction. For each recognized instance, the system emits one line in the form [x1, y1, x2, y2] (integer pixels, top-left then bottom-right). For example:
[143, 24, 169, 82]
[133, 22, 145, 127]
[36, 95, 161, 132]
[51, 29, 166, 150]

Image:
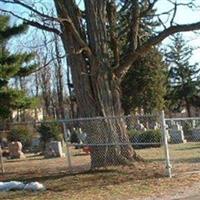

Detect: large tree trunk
[86, 78, 139, 168]
[54, 0, 140, 168]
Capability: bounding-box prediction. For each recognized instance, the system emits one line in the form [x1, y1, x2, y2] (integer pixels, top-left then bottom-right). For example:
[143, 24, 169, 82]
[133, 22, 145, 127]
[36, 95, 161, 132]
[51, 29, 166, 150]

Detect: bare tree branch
[170, 1, 177, 26]
[32, 54, 65, 74]
[129, 1, 140, 51]
[0, 8, 62, 35]
[158, 16, 167, 29]
[0, 0, 59, 22]
[55, 1, 93, 57]
[115, 21, 200, 79]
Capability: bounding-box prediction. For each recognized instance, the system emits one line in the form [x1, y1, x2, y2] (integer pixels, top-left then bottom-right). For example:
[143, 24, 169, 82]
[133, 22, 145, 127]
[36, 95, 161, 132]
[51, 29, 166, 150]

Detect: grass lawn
[0, 142, 200, 200]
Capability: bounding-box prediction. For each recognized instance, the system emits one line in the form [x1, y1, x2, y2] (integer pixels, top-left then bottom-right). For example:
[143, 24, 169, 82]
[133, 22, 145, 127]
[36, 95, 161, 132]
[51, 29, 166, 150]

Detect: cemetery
[0, 115, 200, 199]
[1, 139, 200, 199]
[1, 0, 200, 199]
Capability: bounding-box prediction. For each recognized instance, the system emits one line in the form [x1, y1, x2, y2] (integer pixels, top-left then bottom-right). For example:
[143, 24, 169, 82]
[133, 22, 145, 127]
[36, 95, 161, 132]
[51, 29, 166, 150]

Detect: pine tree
[0, 15, 37, 119]
[121, 47, 167, 114]
[165, 33, 200, 117]
[120, 1, 166, 114]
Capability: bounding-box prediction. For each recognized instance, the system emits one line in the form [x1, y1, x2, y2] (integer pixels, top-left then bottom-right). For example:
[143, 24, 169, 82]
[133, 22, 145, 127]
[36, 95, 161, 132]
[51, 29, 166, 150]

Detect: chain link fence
[62, 114, 165, 171]
[165, 117, 200, 176]
[0, 114, 167, 176]
[2, 113, 200, 177]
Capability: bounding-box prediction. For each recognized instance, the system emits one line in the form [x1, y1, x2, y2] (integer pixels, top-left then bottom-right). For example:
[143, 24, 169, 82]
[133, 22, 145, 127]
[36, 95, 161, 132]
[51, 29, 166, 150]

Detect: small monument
[64, 129, 71, 142]
[78, 128, 87, 144]
[8, 141, 25, 159]
[44, 141, 65, 158]
[191, 128, 200, 141]
[152, 122, 160, 130]
[135, 120, 146, 131]
[169, 123, 187, 144]
[165, 124, 171, 142]
[190, 120, 200, 140]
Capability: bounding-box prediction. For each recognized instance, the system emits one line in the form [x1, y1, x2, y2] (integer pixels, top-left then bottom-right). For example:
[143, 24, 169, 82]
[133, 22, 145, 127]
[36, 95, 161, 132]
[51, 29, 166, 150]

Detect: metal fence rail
[164, 115, 200, 176]
[61, 114, 165, 171]
[3, 112, 200, 177]
[0, 113, 168, 176]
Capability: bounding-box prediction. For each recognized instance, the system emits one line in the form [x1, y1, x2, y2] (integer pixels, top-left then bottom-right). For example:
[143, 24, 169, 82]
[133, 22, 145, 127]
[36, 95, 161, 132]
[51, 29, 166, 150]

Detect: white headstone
[135, 120, 146, 131]
[8, 141, 26, 159]
[45, 141, 65, 158]
[169, 123, 186, 143]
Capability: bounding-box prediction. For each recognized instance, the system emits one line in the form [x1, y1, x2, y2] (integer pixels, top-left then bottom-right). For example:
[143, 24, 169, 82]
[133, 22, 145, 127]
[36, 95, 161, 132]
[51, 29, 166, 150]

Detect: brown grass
[0, 143, 200, 200]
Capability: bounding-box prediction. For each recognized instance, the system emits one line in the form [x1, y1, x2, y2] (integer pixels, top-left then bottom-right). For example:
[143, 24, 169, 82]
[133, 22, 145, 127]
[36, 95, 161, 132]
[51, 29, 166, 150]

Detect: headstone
[8, 141, 25, 159]
[191, 129, 200, 141]
[192, 120, 196, 128]
[169, 123, 187, 143]
[44, 141, 65, 158]
[64, 129, 71, 142]
[31, 138, 40, 147]
[135, 120, 146, 131]
[78, 128, 87, 144]
[31, 137, 41, 152]
[153, 122, 160, 130]
[165, 124, 171, 142]
[0, 138, 8, 148]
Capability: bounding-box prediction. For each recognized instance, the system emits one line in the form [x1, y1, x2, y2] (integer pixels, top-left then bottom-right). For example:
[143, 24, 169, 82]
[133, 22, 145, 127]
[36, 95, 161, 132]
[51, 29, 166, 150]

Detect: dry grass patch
[1, 143, 200, 200]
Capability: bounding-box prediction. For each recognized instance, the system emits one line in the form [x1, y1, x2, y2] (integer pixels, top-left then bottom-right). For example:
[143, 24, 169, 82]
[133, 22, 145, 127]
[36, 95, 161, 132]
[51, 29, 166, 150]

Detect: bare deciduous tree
[1, 0, 200, 167]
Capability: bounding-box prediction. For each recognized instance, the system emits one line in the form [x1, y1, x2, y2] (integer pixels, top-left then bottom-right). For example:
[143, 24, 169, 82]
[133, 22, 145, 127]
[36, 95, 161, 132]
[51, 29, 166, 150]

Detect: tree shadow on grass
[1, 163, 164, 192]
[174, 144, 200, 151]
[172, 157, 200, 164]
[0, 190, 48, 200]
[5, 157, 44, 163]
[144, 158, 165, 162]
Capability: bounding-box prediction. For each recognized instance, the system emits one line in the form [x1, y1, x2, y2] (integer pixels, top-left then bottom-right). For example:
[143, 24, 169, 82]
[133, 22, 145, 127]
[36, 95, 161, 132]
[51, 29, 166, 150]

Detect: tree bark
[53, 34, 65, 119]
[54, 0, 139, 168]
[185, 98, 192, 117]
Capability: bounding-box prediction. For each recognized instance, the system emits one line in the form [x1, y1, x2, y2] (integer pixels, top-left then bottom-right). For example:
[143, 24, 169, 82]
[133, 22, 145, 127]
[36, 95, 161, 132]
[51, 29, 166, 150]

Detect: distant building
[12, 108, 44, 122]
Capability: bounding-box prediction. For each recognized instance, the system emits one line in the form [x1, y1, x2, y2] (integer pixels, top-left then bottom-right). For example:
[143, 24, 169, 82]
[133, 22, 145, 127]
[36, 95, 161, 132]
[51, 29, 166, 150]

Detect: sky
[1, 0, 200, 63]
[155, 0, 200, 64]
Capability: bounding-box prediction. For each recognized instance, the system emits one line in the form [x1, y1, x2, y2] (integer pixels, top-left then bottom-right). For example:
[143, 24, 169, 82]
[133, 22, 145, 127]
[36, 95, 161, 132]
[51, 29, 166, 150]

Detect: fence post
[161, 110, 172, 178]
[0, 146, 5, 174]
[62, 122, 72, 172]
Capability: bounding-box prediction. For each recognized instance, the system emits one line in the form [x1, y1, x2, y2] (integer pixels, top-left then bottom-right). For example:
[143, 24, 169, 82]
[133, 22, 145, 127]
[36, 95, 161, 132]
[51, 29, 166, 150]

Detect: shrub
[182, 123, 193, 140]
[140, 129, 161, 143]
[37, 122, 62, 147]
[8, 125, 34, 149]
[128, 129, 142, 143]
[128, 129, 162, 148]
[70, 129, 80, 144]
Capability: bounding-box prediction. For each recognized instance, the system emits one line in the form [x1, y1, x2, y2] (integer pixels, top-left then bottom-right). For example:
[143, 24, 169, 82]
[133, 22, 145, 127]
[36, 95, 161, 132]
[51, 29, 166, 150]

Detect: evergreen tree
[0, 15, 37, 119]
[121, 47, 167, 114]
[165, 33, 200, 117]
[120, 1, 166, 114]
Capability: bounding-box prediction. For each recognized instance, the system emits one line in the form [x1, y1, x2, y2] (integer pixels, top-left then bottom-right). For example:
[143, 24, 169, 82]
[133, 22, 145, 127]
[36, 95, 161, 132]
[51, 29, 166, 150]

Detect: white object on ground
[24, 182, 45, 191]
[0, 181, 25, 191]
[0, 181, 45, 192]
